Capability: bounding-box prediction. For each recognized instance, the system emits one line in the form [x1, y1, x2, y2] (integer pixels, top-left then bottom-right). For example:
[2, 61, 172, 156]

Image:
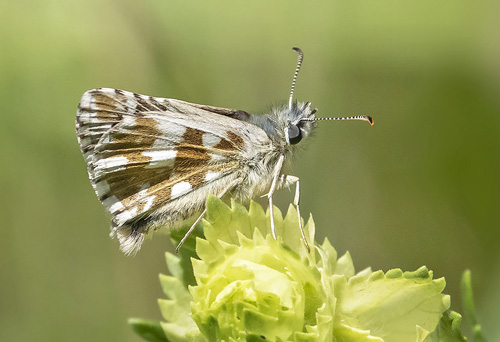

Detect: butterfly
[76, 47, 373, 255]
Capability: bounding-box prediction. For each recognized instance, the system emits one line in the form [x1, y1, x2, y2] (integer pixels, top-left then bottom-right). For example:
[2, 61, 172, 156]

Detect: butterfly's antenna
[302, 115, 375, 126]
[288, 47, 304, 109]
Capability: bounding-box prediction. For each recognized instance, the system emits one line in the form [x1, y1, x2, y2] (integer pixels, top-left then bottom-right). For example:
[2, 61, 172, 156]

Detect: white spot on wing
[171, 181, 192, 198]
[121, 116, 137, 127]
[115, 207, 138, 225]
[202, 133, 221, 147]
[210, 154, 224, 162]
[142, 150, 176, 168]
[156, 120, 186, 142]
[79, 92, 92, 108]
[136, 188, 148, 198]
[141, 195, 155, 212]
[95, 156, 128, 170]
[103, 196, 124, 213]
[205, 171, 221, 182]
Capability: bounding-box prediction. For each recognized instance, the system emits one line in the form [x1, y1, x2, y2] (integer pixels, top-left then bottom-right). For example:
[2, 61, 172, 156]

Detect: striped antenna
[288, 47, 304, 109]
[302, 115, 374, 126]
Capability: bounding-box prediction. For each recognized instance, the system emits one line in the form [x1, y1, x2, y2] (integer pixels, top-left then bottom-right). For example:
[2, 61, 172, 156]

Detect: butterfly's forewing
[76, 88, 271, 253]
[92, 113, 246, 223]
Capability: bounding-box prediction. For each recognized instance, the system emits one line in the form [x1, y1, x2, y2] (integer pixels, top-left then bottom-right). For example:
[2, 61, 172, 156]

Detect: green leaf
[129, 318, 169, 342]
[158, 272, 199, 342]
[423, 311, 466, 342]
[334, 267, 450, 342]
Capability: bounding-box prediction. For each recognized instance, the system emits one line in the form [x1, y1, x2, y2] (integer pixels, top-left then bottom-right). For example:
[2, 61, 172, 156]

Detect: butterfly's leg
[268, 196, 276, 239]
[175, 177, 243, 252]
[175, 207, 207, 252]
[278, 175, 310, 253]
[267, 155, 285, 240]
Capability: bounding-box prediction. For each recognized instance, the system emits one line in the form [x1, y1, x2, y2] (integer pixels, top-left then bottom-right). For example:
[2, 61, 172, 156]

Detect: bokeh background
[1, 0, 499, 341]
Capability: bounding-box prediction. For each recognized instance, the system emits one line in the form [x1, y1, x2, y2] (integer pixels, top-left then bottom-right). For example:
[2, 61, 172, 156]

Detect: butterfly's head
[285, 101, 318, 145]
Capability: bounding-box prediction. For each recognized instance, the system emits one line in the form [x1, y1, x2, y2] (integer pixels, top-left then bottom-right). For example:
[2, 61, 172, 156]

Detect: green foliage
[460, 271, 486, 342]
[129, 318, 169, 342]
[423, 311, 466, 342]
[130, 197, 483, 342]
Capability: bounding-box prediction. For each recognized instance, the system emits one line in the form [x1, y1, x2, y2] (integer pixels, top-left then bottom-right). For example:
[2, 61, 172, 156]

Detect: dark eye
[288, 125, 302, 145]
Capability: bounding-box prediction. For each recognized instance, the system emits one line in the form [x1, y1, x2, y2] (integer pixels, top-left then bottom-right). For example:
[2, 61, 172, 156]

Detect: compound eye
[288, 124, 302, 145]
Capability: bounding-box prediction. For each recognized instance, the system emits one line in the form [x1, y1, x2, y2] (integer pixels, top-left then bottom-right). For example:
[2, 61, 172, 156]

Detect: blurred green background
[1, 0, 499, 341]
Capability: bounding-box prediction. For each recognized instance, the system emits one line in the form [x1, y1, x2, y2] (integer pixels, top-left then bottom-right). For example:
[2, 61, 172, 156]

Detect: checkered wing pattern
[76, 88, 269, 253]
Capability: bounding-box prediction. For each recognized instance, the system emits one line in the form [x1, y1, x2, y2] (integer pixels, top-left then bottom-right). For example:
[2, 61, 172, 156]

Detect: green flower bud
[190, 229, 325, 341]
